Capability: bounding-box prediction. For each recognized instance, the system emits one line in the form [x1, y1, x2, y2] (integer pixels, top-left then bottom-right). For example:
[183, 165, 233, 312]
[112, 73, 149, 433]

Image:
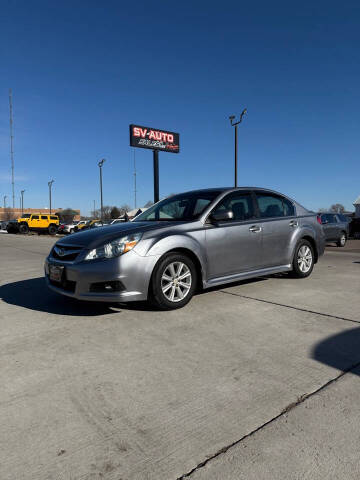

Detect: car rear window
[256, 193, 295, 218]
[50, 216, 58, 220]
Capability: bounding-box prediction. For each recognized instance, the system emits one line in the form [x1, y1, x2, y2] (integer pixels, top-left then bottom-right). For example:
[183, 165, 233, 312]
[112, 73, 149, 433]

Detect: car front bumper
[44, 250, 161, 302]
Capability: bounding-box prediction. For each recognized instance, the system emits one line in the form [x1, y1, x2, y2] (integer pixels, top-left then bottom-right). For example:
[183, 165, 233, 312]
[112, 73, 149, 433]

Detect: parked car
[59, 221, 86, 234]
[318, 212, 349, 247]
[15, 213, 59, 235]
[45, 187, 325, 310]
[74, 219, 100, 232]
[109, 218, 126, 225]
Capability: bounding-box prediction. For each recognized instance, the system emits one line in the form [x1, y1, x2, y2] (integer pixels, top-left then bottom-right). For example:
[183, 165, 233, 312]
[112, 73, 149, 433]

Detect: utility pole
[48, 180, 54, 214]
[98, 159, 106, 221]
[21, 190, 25, 215]
[133, 150, 137, 209]
[93, 199, 95, 218]
[9, 89, 15, 208]
[3, 195, 7, 208]
[229, 108, 247, 187]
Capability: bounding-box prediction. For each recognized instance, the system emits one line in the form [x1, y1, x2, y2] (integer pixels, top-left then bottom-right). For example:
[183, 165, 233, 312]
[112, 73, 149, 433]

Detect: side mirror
[210, 210, 234, 222]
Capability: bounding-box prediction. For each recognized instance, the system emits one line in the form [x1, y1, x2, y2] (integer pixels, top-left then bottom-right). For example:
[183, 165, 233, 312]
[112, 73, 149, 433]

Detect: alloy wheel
[161, 262, 192, 303]
[297, 245, 313, 273]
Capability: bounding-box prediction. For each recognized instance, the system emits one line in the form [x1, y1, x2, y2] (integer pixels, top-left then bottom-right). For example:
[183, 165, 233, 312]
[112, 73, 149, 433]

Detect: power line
[9, 89, 15, 208]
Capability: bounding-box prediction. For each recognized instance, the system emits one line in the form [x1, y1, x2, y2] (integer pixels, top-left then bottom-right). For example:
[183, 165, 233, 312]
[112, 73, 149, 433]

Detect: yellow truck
[17, 213, 59, 235]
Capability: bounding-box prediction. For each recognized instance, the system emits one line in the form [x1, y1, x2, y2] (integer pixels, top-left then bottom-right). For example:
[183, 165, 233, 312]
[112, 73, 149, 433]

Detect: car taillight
[317, 215, 322, 225]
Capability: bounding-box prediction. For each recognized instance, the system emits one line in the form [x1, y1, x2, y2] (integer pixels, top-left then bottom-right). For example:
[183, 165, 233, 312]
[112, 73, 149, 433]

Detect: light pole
[3, 195, 7, 208]
[48, 180, 54, 214]
[229, 108, 247, 187]
[21, 190, 25, 215]
[98, 159, 106, 220]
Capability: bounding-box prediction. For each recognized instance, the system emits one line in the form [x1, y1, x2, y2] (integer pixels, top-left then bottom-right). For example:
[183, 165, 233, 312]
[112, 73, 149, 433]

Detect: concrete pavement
[0, 234, 359, 479]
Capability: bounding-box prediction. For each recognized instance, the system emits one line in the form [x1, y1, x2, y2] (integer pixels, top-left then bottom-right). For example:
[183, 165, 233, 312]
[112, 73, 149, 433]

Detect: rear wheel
[48, 224, 57, 235]
[337, 232, 346, 247]
[150, 253, 197, 310]
[19, 223, 29, 234]
[291, 239, 314, 278]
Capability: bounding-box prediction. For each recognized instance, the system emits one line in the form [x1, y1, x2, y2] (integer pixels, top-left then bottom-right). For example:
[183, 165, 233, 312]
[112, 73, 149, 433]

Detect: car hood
[55, 221, 182, 249]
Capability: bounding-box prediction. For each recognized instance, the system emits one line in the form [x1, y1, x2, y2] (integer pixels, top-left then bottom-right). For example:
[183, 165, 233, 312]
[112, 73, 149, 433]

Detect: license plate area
[49, 264, 64, 283]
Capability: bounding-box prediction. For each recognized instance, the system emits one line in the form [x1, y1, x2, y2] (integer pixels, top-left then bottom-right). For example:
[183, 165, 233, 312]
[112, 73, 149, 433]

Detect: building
[0, 207, 80, 222]
[354, 196, 360, 218]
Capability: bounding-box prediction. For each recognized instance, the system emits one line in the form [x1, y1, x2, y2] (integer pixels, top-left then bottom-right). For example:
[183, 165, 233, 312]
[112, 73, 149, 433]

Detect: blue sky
[0, 0, 359, 215]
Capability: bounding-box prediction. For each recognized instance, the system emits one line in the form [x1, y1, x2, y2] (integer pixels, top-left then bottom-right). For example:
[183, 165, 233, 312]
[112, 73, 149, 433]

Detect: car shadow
[0, 277, 119, 316]
[312, 327, 360, 375]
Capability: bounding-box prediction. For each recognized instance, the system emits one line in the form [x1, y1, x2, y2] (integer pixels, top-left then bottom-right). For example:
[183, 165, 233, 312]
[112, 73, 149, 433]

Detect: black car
[319, 213, 349, 247]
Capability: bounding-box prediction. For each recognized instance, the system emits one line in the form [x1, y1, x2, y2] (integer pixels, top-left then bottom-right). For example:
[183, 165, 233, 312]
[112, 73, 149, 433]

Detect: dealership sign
[129, 124, 180, 153]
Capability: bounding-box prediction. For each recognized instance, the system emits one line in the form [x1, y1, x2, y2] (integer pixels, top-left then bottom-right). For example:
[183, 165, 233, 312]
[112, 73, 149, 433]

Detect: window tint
[212, 193, 255, 221]
[256, 193, 294, 218]
[22, 214, 31, 218]
[32, 215, 39, 219]
[50, 216, 58, 220]
[321, 214, 336, 223]
[41, 216, 47, 220]
[338, 214, 348, 223]
[135, 191, 221, 222]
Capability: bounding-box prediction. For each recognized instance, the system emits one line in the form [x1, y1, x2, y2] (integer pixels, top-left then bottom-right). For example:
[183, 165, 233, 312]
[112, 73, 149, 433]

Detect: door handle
[289, 220, 298, 227]
[249, 225, 261, 233]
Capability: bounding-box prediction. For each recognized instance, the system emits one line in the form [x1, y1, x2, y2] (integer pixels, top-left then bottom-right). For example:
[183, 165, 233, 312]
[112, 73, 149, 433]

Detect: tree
[330, 204, 345, 214]
[119, 204, 131, 215]
[56, 208, 78, 224]
[110, 206, 120, 219]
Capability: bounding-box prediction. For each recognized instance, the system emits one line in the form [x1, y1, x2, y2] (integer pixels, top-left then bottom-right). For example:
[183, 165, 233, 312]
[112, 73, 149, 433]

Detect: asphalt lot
[0, 234, 359, 480]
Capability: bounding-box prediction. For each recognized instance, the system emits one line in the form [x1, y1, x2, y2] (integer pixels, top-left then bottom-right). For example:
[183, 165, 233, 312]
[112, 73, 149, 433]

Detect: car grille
[51, 244, 83, 261]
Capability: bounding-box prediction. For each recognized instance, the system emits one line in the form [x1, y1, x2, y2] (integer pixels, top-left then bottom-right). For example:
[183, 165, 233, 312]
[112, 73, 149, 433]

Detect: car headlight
[84, 233, 142, 261]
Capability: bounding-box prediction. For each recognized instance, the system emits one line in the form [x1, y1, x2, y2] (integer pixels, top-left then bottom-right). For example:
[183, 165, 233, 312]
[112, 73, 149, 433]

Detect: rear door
[204, 191, 263, 278]
[40, 215, 48, 228]
[254, 191, 297, 267]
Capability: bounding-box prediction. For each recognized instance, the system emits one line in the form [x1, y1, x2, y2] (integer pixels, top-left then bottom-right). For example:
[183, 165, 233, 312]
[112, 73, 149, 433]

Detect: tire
[150, 253, 197, 310]
[19, 223, 29, 234]
[291, 239, 314, 278]
[48, 225, 57, 235]
[337, 232, 346, 247]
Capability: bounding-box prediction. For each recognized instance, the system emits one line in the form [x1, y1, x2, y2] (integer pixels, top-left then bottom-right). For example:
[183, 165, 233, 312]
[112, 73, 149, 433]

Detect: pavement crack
[176, 360, 360, 480]
[219, 290, 360, 325]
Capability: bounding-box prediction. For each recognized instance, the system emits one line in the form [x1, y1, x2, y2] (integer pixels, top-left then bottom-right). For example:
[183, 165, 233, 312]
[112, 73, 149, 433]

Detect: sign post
[130, 124, 180, 204]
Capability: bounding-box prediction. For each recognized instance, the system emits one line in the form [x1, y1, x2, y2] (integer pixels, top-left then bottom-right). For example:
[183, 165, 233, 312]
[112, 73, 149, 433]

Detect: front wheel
[150, 253, 197, 310]
[19, 223, 29, 234]
[291, 239, 314, 278]
[337, 232, 346, 247]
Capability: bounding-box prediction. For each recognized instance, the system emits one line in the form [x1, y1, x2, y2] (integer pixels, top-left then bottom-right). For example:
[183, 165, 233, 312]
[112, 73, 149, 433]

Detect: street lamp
[3, 195, 7, 208]
[98, 159, 106, 221]
[21, 190, 25, 215]
[48, 180, 54, 214]
[229, 108, 247, 187]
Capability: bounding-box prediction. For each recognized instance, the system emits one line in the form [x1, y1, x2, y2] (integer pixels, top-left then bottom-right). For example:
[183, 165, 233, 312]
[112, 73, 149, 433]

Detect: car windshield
[133, 190, 222, 222]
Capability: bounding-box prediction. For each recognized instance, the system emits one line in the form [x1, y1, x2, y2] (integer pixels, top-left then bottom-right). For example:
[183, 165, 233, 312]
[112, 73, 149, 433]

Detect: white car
[62, 220, 87, 234]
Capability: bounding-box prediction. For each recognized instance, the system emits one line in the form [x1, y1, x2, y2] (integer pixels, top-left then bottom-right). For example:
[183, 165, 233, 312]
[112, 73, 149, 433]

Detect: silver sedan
[45, 187, 325, 310]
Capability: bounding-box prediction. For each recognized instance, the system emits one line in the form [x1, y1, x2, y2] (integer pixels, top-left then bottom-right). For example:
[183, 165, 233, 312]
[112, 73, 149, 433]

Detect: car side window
[256, 193, 294, 218]
[41, 216, 47, 220]
[32, 215, 39, 220]
[212, 193, 255, 221]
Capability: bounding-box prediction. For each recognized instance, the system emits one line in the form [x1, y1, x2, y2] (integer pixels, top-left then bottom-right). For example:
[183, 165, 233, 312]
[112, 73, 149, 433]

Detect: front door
[205, 191, 263, 279]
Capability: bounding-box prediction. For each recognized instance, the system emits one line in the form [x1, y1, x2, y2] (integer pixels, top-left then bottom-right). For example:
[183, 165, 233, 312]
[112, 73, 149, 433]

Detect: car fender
[135, 232, 207, 282]
[291, 221, 320, 261]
